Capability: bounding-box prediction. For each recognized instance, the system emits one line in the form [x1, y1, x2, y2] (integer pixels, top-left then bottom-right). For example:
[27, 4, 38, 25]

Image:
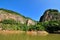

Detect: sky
[0, 0, 60, 21]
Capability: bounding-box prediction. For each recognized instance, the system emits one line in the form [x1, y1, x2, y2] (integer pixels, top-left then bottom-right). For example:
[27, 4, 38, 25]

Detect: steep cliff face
[39, 9, 60, 22]
[27, 19, 36, 26]
[0, 8, 36, 26]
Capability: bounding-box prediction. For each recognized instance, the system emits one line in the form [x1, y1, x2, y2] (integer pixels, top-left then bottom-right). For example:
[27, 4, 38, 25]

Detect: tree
[42, 20, 60, 33]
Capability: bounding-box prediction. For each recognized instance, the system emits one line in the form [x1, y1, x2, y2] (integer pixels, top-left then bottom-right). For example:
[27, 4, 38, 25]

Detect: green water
[0, 34, 60, 40]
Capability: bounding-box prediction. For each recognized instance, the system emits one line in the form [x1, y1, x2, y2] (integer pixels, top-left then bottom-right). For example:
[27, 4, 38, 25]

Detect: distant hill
[0, 8, 37, 30]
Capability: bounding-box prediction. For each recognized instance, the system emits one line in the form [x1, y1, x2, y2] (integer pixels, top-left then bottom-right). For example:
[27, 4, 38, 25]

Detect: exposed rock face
[27, 19, 36, 26]
[39, 9, 60, 22]
[0, 10, 26, 24]
[0, 8, 36, 26]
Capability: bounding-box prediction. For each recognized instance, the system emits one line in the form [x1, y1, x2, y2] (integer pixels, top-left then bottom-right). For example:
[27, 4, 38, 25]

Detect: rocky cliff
[0, 8, 36, 26]
[39, 9, 60, 22]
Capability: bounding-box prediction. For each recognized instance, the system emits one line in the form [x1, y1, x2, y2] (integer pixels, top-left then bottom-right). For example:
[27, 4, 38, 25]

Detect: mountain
[39, 9, 60, 22]
[39, 9, 60, 33]
[0, 8, 36, 26]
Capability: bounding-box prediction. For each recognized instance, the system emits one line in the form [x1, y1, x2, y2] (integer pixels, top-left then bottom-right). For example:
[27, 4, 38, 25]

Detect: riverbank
[0, 30, 48, 36]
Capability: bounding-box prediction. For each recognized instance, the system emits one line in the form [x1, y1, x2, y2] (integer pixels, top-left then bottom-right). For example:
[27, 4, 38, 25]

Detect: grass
[0, 33, 60, 40]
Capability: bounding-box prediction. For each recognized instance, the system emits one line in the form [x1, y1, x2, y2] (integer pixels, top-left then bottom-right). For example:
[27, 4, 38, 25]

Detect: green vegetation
[0, 18, 44, 31]
[0, 19, 60, 33]
[0, 19, 25, 30]
[0, 34, 60, 40]
[0, 8, 60, 33]
[27, 22, 45, 31]
[0, 19, 18, 24]
[40, 20, 60, 33]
